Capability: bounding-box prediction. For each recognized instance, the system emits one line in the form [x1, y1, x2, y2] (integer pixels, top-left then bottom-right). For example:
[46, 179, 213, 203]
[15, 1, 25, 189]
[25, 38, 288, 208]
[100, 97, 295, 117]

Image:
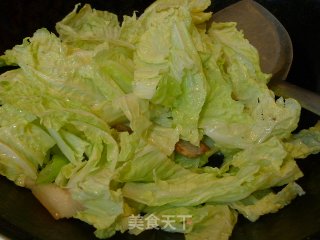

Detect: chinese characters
[128, 214, 192, 231]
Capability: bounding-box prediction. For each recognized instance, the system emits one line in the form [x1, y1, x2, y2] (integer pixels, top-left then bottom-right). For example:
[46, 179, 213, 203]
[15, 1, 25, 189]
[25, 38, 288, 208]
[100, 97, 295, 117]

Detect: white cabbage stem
[31, 183, 83, 220]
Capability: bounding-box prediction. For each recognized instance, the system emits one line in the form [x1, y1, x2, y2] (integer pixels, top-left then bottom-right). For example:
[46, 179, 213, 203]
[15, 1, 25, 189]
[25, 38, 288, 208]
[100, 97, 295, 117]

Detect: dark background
[0, 0, 319, 239]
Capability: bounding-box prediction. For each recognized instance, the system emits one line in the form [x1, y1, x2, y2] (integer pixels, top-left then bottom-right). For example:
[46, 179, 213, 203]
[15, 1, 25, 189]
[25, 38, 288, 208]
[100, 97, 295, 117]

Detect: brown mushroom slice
[112, 123, 132, 133]
[175, 139, 210, 158]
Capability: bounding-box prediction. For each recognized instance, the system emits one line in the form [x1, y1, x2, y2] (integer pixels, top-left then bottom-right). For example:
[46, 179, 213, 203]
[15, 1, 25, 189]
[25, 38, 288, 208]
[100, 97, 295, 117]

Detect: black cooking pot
[0, 0, 319, 239]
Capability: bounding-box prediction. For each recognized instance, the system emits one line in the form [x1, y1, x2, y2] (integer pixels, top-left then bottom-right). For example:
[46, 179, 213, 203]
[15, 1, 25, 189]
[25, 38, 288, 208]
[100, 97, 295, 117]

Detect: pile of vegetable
[0, 0, 319, 239]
